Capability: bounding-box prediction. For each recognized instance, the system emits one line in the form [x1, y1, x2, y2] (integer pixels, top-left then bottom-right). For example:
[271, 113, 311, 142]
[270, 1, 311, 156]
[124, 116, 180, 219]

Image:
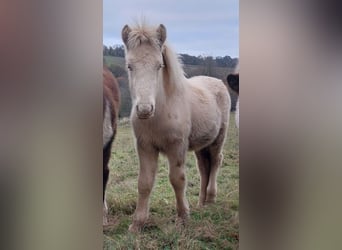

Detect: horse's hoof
[205, 196, 216, 204]
[175, 216, 188, 230]
[102, 218, 108, 226]
[175, 210, 189, 227]
[128, 223, 142, 233]
[197, 201, 205, 207]
[103, 210, 109, 226]
[103, 200, 109, 226]
[103, 215, 108, 226]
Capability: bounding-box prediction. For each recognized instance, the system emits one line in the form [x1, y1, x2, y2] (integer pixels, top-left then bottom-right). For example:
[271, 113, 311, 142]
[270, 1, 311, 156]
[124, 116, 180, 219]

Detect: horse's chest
[133, 119, 189, 152]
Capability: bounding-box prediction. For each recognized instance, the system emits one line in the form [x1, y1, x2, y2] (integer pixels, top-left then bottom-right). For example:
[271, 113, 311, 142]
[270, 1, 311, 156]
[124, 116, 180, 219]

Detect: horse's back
[187, 76, 230, 113]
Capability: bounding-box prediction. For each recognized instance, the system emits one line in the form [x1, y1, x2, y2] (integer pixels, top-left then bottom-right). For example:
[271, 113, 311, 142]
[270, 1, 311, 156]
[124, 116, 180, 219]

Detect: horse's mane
[126, 22, 186, 91]
[162, 43, 186, 90]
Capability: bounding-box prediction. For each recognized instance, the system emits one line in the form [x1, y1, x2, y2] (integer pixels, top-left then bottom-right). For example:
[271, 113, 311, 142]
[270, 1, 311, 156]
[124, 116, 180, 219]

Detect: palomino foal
[103, 66, 120, 224]
[122, 23, 230, 232]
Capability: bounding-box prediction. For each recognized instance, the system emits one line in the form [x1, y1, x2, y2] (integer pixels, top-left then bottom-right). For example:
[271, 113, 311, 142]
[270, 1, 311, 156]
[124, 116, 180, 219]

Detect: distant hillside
[104, 55, 236, 80]
[104, 56, 125, 67]
[104, 55, 238, 117]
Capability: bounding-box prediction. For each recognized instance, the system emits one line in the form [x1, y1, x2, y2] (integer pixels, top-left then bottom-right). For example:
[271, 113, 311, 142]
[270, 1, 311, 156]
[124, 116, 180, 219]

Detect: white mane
[161, 43, 186, 90]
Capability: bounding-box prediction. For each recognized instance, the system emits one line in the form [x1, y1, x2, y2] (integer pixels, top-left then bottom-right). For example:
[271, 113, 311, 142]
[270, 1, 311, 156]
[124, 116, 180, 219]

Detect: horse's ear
[122, 25, 131, 47]
[157, 24, 167, 46]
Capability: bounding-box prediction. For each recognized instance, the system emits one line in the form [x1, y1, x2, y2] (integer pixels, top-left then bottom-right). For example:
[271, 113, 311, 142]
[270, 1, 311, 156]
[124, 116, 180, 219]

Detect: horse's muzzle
[136, 103, 154, 119]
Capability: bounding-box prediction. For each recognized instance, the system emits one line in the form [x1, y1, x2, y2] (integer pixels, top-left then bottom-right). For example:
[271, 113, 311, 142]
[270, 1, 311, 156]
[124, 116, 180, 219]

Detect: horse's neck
[154, 44, 187, 112]
[153, 78, 186, 122]
[159, 70, 186, 100]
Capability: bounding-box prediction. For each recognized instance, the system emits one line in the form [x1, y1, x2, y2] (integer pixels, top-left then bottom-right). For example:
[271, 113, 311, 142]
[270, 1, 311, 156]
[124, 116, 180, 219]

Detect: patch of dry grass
[104, 114, 239, 249]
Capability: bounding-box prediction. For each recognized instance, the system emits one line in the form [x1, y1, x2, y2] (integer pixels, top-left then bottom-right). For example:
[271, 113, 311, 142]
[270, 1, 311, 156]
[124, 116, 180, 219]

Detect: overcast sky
[103, 0, 239, 58]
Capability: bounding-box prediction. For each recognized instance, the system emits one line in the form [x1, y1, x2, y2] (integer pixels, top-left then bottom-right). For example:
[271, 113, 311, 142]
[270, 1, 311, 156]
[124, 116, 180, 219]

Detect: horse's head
[227, 73, 239, 95]
[122, 24, 167, 119]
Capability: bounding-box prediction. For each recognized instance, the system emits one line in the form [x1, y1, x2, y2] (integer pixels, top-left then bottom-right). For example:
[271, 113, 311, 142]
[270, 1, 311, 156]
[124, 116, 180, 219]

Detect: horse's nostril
[136, 104, 154, 116]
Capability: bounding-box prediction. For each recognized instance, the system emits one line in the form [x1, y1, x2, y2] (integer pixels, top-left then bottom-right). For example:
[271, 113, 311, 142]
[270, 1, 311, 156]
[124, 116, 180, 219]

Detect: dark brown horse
[227, 73, 239, 94]
[103, 66, 120, 224]
[227, 73, 239, 128]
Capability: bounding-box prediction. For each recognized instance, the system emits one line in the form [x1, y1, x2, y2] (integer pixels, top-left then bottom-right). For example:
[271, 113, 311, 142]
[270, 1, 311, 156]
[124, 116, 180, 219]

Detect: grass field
[103, 115, 239, 250]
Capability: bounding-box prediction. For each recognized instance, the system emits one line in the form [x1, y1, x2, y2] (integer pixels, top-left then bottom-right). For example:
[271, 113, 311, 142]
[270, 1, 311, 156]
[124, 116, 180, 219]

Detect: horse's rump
[103, 67, 120, 120]
[103, 66, 120, 224]
[103, 67, 120, 147]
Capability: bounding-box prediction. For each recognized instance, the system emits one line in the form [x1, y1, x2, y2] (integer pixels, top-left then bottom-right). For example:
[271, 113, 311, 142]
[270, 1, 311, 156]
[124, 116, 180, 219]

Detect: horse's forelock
[126, 25, 162, 50]
[124, 23, 186, 92]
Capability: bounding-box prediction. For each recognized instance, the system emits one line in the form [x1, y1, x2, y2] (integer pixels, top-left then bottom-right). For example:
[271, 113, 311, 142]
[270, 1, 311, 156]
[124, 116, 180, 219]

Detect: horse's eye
[127, 64, 132, 71]
[158, 64, 164, 70]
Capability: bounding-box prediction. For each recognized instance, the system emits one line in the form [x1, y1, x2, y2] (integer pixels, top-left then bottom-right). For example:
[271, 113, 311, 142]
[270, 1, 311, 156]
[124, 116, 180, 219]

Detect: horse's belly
[188, 136, 215, 151]
[188, 124, 220, 151]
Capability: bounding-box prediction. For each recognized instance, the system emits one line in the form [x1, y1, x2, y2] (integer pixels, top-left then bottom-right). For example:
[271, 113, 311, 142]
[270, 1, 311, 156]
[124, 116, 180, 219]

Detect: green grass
[104, 115, 239, 250]
[104, 56, 126, 67]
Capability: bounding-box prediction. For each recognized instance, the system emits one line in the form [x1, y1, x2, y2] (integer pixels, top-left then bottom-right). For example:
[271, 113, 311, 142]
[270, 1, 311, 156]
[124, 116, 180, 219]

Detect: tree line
[103, 45, 239, 117]
[103, 45, 238, 68]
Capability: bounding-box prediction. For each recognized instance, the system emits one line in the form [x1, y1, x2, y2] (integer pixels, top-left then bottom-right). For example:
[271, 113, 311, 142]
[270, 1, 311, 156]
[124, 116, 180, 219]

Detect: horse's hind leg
[206, 127, 226, 203]
[167, 146, 189, 225]
[195, 148, 210, 206]
[103, 139, 113, 225]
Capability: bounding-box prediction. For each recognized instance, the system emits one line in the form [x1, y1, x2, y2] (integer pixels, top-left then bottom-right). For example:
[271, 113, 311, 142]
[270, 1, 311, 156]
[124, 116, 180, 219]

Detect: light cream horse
[122, 23, 231, 232]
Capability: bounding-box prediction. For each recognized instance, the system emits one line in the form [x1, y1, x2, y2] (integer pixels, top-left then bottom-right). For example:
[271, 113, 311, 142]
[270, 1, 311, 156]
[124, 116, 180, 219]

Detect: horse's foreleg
[195, 148, 210, 206]
[167, 148, 189, 225]
[129, 144, 158, 233]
